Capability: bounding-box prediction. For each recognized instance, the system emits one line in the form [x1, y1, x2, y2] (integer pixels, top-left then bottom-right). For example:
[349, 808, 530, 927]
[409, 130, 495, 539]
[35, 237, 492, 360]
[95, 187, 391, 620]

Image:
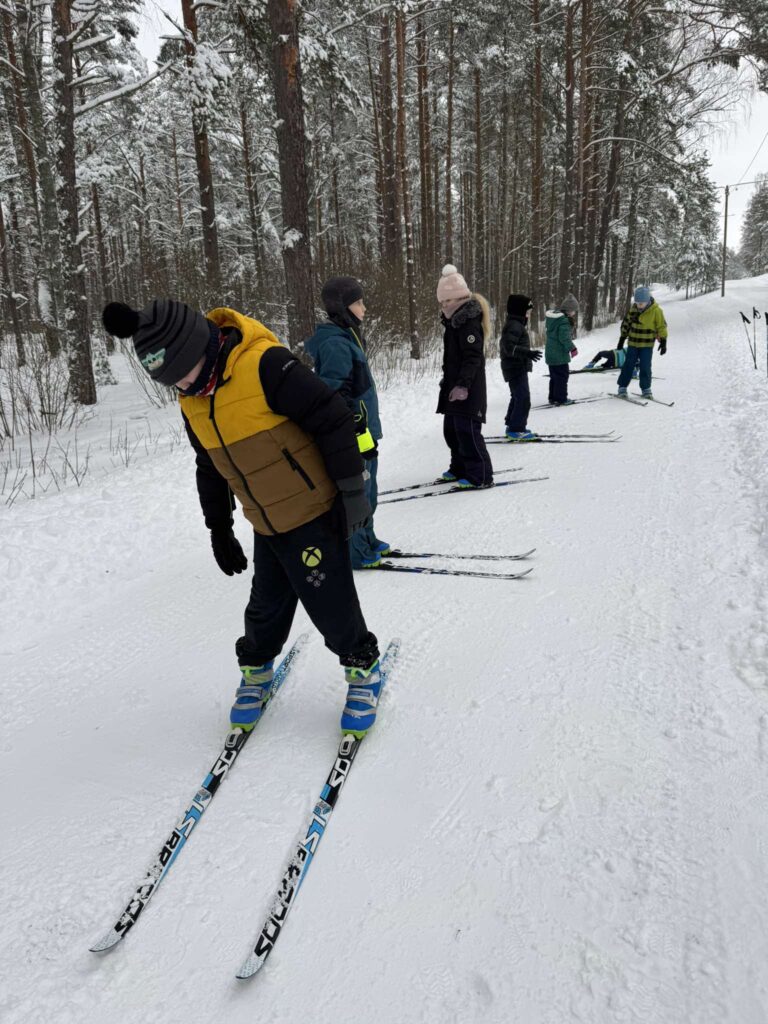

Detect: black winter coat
[499, 315, 533, 378]
[436, 299, 487, 422]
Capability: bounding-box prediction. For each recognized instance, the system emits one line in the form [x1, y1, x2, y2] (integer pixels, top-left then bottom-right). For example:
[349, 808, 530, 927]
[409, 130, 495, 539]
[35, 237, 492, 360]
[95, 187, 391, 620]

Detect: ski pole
[753, 308, 761, 371]
[765, 310, 768, 381]
[740, 311, 756, 368]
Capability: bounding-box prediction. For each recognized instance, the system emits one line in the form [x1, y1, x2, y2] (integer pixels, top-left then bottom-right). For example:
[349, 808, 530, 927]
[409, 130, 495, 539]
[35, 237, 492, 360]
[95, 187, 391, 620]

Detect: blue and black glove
[336, 475, 372, 539]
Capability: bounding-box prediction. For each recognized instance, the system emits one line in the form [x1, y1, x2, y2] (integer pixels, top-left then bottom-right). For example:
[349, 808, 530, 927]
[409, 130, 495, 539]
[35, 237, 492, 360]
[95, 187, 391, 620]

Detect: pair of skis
[91, 636, 400, 980]
[378, 474, 548, 506]
[379, 464, 521, 497]
[485, 434, 620, 445]
[370, 547, 535, 580]
[530, 395, 608, 410]
[608, 392, 675, 408]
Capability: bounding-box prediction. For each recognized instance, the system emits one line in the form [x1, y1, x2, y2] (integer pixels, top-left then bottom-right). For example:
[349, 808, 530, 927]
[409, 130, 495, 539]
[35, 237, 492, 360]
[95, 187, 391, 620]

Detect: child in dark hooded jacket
[499, 293, 541, 440]
[304, 277, 390, 569]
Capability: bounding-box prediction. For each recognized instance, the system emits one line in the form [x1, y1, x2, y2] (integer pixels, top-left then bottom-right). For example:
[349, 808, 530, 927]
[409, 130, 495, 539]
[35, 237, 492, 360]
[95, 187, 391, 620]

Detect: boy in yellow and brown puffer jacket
[102, 298, 382, 738]
[616, 286, 667, 399]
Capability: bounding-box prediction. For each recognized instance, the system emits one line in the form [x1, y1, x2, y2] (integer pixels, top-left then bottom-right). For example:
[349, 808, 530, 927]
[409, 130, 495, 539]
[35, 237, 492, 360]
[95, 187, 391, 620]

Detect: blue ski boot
[438, 471, 457, 483]
[505, 429, 538, 442]
[341, 660, 383, 736]
[374, 540, 391, 557]
[358, 554, 382, 569]
[231, 660, 275, 731]
[455, 479, 494, 489]
[642, 389, 653, 399]
[617, 386, 628, 398]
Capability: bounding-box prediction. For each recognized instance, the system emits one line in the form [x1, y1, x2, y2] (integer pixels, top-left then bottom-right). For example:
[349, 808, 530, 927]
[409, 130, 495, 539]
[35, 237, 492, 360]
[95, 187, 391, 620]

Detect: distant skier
[101, 299, 382, 738]
[544, 295, 579, 405]
[583, 348, 640, 377]
[585, 348, 625, 371]
[435, 264, 494, 488]
[499, 293, 542, 441]
[616, 286, 668, 399]
[304, 277, 390, 570]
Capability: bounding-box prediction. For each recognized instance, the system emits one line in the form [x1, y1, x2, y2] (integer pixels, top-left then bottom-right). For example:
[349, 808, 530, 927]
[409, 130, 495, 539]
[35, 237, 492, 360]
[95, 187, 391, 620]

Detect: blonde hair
[472, 293, 491, 340]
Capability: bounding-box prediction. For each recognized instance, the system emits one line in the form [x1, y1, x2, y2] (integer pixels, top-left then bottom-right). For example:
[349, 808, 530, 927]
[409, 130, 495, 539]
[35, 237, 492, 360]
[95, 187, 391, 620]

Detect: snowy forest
[1, 0, 768, 408]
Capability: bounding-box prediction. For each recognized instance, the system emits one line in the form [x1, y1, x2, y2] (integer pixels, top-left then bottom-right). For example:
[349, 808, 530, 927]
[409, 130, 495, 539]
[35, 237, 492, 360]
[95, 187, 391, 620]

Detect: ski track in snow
[3, 277, 768, 1023]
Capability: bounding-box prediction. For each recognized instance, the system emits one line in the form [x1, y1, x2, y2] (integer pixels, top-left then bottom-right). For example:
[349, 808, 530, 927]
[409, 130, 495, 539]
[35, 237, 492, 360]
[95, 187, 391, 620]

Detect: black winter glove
[336, 474, 372, 539]
[617, 338, 625, 350]
[210, 526, 248, 576]
[529, 349, 543, 362]
[658, 338, 667, 356]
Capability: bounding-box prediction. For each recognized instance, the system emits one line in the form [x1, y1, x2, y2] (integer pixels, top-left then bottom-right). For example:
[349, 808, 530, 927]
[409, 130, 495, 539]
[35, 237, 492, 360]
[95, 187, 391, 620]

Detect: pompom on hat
[102, 299, 211, 386]
[436, 264, 471, 304]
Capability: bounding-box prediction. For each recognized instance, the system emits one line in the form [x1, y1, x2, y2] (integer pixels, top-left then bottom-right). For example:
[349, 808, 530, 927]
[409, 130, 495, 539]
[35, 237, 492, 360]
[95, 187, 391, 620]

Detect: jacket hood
[506, 293, 532, 318]
[447, 298, 482, 328]
[545, 309, 566, 319]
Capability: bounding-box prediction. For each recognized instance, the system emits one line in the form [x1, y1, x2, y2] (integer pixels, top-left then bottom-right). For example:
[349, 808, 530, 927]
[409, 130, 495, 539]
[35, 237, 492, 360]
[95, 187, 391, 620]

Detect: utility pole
[719, 179, 759, 297]
[720, 184, 729, 297]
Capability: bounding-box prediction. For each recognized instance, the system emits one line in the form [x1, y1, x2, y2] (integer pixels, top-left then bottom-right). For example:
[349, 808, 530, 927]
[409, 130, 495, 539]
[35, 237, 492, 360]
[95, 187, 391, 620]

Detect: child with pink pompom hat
[435, 264, 493, 489]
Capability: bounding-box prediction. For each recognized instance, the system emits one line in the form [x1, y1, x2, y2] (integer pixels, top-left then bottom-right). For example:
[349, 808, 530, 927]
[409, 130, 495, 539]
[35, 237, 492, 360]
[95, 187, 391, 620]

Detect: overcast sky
[135, 3, 768, 253]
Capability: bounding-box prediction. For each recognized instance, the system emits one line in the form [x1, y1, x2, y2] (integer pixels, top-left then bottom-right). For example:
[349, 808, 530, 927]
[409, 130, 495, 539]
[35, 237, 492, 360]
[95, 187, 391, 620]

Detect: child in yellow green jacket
[617, 286, 667, 399]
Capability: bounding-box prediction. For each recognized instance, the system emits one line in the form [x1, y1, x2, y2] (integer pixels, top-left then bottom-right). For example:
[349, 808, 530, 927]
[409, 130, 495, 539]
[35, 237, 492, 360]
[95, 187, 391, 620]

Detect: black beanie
[102, 299, 211, 386]
[320, 277, 364, 325]
[506, 293, 532, 317]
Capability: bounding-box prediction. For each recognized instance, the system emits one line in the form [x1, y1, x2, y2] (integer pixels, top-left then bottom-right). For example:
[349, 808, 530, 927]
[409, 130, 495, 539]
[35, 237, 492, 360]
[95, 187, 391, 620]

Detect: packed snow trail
[2, 276, 768, 1023]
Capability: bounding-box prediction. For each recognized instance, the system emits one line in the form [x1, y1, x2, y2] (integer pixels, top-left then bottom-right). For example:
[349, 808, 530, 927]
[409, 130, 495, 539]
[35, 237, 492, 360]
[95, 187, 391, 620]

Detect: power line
[737, 128, 768, 184]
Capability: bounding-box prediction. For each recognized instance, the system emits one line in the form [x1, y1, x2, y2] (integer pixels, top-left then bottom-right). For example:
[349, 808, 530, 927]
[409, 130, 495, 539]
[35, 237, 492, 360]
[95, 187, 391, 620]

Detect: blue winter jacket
[304, 321, 382, 440]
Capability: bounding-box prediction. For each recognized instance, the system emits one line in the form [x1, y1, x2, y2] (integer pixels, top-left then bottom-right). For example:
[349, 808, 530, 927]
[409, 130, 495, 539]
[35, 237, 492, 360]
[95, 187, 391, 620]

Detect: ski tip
[236, 956, 263, 980]
[89, 930, 121, 953]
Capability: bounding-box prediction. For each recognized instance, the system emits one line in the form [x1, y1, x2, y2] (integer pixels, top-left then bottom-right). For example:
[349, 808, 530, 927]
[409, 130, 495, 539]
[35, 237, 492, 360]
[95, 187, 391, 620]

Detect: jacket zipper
[209, 391, 277, 535]
[282, 447, 316, 490]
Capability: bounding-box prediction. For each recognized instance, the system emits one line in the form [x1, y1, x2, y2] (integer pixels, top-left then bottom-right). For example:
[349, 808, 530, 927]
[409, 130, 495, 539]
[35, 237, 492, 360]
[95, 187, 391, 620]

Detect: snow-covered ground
[3, 277, 768, 1024]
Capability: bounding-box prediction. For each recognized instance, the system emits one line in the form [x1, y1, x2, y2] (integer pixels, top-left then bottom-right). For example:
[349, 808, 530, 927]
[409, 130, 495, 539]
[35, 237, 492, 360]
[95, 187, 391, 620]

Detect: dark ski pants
[349, 455, 385, 568]
[504, 371, 531, 432]
[240, 498, 378, 670]
[443, 414, 493, 486]
[591, 350, 616, 369]
[617, 346, 652, 392]
[548, 364, 570, 404]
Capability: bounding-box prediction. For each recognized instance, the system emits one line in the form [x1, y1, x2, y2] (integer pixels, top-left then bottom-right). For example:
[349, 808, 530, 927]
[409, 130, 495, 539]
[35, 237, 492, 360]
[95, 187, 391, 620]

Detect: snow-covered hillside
[3, 277, 768, 1024]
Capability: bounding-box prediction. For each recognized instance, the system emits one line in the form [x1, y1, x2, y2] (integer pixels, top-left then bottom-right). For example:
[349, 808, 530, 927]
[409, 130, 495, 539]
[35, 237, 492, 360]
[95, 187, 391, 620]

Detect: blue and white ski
[235, 639, 401, 979]
[90, 633, 310, 953]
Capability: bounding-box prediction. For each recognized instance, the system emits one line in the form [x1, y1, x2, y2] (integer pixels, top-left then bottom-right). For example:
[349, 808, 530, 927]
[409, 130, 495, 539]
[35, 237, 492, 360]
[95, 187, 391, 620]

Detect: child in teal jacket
[544, 296, 578, 404]
[304, 276, 390, 569]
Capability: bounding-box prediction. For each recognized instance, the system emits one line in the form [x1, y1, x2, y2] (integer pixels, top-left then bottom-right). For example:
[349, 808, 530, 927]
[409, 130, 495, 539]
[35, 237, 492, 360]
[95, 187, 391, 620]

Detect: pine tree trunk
[51, 0, 95, 404]
[395, 10, 419, 358]
[379, 15, 400, 267]
[530, 0, 544, 328]
[181, 0, 220, 298]
[444, 16, 455, 263]
[474, 67, 485, 292]
[16, 0, 62, 344]
[416, 16, 432, 280]
[0, 196, 25, 366]
[240, 103, 264, 295]
[266, 0, 315, 348]
[365, 30, 386, 262]
[557, 1, 576, 299]
[574, 0, 591, 298]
